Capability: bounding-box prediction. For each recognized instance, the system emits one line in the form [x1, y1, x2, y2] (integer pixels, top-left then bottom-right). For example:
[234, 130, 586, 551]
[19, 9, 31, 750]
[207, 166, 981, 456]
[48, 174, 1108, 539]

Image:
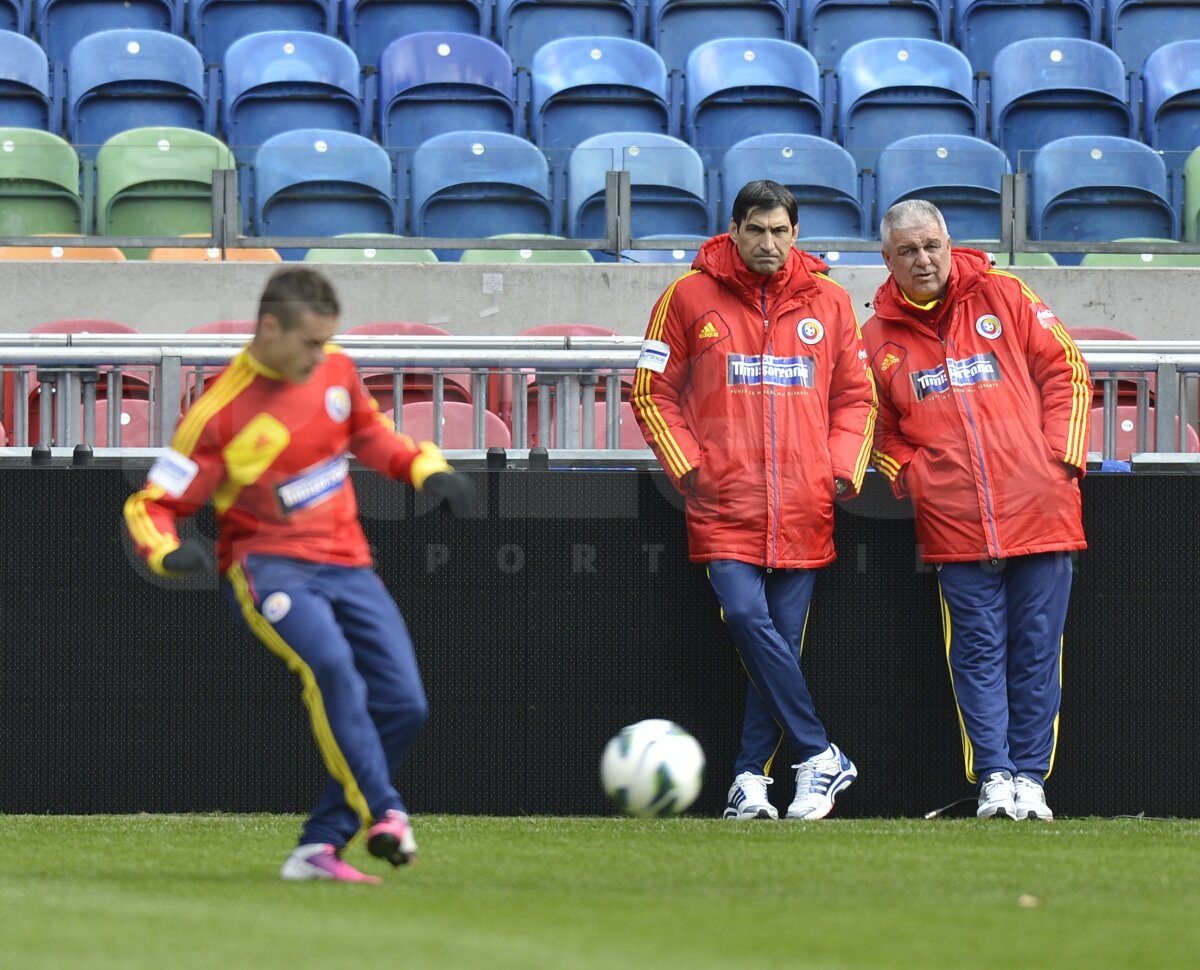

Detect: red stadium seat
[92, 398, 153, 447]
[1067, 325, 1152, 404]
[387, 401, 511, 449]
[1088, 405, 1200, 459]
[343, 322, 471, 412]
[181, 321, 256, 402]
[593, 401, 649, 449]
[187, 320, 257, 335]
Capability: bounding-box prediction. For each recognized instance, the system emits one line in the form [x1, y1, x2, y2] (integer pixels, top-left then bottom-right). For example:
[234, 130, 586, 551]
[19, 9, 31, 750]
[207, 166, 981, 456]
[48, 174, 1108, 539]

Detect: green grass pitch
[2, 814, 1198, 969]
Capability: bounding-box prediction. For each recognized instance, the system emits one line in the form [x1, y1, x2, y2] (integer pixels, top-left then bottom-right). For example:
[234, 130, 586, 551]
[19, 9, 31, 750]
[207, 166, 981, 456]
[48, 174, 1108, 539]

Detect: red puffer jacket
[632, 235, 877, 568]
[864, 248, 1091, 563]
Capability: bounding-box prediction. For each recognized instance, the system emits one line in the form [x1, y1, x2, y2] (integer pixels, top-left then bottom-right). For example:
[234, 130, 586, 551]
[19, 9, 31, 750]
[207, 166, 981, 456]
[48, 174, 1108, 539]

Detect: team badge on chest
[797, 318, 824, 345]
[975, 314, 1002, 340]
[325, 386, 351, 422]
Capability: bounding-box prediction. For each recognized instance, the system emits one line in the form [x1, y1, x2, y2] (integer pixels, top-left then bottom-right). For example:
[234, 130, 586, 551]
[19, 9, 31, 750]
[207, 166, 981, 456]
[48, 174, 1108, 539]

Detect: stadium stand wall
[0, 465, 1196, 819]
[0, 263, 1196, 337]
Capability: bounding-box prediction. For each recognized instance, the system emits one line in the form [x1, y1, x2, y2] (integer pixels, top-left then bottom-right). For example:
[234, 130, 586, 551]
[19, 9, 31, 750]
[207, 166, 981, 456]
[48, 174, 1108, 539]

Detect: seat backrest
[391, 400, 512, 448]
[0, 31, 50, 129]
[0, 127, 79, 195]
[93, 397, 153, 447]
[1081, 241, 1200, 267]
[496, 0, 639, 70]
[1, 0, 27, 33]
[1066, 326, 1139, 341]
[149, 243, 281, 261]
[31, 318, 139, 334]
[530, 36, 669, 151]
[343, 0, 486, 67]
[518, 324, 620, 338]
[593, 400, 648, 449]
[35, 0, 179, 67]
[1186, 146, 1200, 242]
[649, 0, 788, 73]
[1107, 0, 1200, 79]
[304, 232, 438, 262]
[0, 244, 125, 260]
[458, 233, 595, 263]
[344, 321, 452, 337]
[955, 0, 1097, 75]
[187, 319, 257, 334]
[801, 0, 945, 74]
[1089, 404, 1200, 457]
[192, 0, 335, 65]
[1142, 39, 1200, 154]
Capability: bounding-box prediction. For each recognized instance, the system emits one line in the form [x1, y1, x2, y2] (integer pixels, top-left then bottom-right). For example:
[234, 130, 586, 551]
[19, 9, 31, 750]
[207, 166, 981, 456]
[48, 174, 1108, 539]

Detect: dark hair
[730, 179, 798, 229]
[257, 267, 341, 331]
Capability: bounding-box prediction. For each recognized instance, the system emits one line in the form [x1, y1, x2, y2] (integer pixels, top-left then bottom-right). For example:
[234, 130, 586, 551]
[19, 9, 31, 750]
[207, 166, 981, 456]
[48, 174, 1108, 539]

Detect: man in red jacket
[865, 200, 1091, 821]
[633, 180, 877, 821]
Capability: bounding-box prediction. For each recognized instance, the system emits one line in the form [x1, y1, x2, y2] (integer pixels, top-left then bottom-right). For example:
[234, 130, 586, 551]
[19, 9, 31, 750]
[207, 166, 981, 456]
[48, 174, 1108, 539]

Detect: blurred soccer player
[125, 267, 475, 881]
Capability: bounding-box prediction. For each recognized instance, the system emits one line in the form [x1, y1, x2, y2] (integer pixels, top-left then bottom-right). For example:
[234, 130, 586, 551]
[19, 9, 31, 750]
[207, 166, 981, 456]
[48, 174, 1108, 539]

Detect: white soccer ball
[601, 719, 706, 817]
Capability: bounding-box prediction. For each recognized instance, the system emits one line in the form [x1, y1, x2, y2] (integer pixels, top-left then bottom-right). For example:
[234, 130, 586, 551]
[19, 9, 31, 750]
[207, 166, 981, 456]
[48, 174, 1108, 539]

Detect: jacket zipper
[945, 327, 1002, 557]
[762, 281, 780, 567]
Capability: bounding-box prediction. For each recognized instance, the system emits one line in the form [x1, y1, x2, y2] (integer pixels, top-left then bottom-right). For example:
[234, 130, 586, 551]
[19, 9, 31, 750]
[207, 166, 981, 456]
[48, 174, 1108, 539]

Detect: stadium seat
[984, 250, 1057, 266]
[817, 249, 885, 267]
[1108, 0, 1200, 80]
[31, 318, 139, 334]
[67, 30, 208, 161]
[92, 397, 152, 447]
[1029, 136, 1177, 256]
[648, 0, 789, 74]
[684, 38, 822, 167]
[720, 133, 866, 237]
[187, 319, 257, 334]
[222, 31, 366, 161]
[378, 33, 517, 158]
[252, 129, 397, 238]
[0, 243, 124, 259]
[0, 128, 85, 234]
[343, 0, 489, 69]
[799, 0, 946, 75]
[1080, 238, 1200, 267]
[458, 233, 595, 263]
[345, 321, 472, 414]
[95, 127, 235, 240]
[388, 401, 511, 449]
[495, 0, 639, 71]
[991, 38, 1134, 171]
[1088, 405, 1200, 458]
[1, 0, 27, 33]
[875, 134, 1011, 242]
[0, 31, 51, 131]
[568, 132, 709, 239]
[1186, 147, 1200, 242]
[619, 233, 706, 264]
[955, 0, 1098, 76]
[835, 38, 979, 169]
[147, 240, 281, 260]
[34, 0, 181, 68]
[304, 233, 438, 262]
[593, 400, 648, 449]
[1067, 325, 1148, 405]
[409, 130, 553, 237]
[1142, 41, 1200, 166]
[529, 37, 670, 155]
[190, 0, 336, 66]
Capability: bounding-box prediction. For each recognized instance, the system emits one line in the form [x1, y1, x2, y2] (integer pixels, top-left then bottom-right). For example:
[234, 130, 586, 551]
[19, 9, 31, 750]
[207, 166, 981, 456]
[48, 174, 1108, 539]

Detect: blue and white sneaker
[1013, 774, 1053, 821]
[786, 744, 857, 819]
[977, 770, 1017, 819]
[724, 772, 778, 820]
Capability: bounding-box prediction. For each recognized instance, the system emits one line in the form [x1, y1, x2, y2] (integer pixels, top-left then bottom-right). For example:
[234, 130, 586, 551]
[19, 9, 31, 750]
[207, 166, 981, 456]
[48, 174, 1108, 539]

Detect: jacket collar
[692, 234, 829, 314]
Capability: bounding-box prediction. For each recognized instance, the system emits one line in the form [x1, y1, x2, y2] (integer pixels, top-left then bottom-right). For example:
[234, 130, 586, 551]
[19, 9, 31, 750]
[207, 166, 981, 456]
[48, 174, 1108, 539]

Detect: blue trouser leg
[224, 557, 427, 849]
[1005, 553, 1071, 781]
[707, 560, 828, 775]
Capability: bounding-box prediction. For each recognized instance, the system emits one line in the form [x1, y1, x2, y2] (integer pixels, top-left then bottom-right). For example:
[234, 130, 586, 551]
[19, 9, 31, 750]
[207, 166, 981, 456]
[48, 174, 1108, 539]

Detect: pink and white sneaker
[280, 843, 382, 884]
[366, 810, 418, 867]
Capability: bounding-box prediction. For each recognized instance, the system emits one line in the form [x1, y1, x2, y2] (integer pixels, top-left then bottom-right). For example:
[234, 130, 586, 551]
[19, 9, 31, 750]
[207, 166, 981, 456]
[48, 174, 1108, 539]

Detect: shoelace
[1013, 777, 1044, 802]
[737, 774, 773, 805]
[792, 756, 840, 795]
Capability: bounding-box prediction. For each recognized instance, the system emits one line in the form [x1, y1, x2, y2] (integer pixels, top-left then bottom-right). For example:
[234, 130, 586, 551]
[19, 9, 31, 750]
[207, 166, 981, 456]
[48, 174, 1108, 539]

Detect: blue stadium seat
[684, 38, 822, 167]
[67, 31, 207, 160]
[1030, 136, 1177, 257]
[379, 33, 516, 156]
[649, 0, 789, 74]
[343, 0, 489, 68]
[991, 38, 1133, 171]
[253, 128, 397, 237]
[1108, 0, 1200, 79]
[530, 37, 670, 155]
[410, 130, 553, 237]
[1, 1, 29, 34]
[568, 132, 709, 238]
[190, 1, 335, 66]
[222, 31, 366, 161]
[495, 0, 640, 71]
[1142, 40, 1200, 167]
[799, 0, 946, 75]
[34, 0, 181, 67]
[875, 134, 1011, 242]
[955, 0, 1098, 76]
[719, 133, 866, 237]
[835, 38, 979, 169]
[0, 31, 51, 131]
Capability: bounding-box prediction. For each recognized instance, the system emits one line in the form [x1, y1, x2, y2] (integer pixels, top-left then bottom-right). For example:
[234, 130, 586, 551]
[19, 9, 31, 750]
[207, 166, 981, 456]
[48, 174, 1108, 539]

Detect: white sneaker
[280, 843, 381, 884]
[977, 771, 1017, 819]
[1014, 775, 1054, 821]
[786, 743, 857, 820]
[724, 771, 778, 820]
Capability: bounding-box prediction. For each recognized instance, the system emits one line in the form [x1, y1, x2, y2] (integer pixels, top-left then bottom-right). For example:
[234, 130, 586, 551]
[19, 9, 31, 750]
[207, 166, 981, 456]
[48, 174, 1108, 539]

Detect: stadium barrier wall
[0, 465, 1196, 819]
[0, 262, 1195, 339]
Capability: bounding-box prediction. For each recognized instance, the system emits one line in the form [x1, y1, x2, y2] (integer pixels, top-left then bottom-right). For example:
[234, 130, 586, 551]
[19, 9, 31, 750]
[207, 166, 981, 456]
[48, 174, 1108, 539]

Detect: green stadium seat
[1080, 239, 1200, 268]
[457, 234, 594, 264]
[303, 233, 438, 263]
[1185, 147, 1200, 243]
[983, 250, 1059, 267]
[0, 128, 86, 235]
[95, 128, 235, 254]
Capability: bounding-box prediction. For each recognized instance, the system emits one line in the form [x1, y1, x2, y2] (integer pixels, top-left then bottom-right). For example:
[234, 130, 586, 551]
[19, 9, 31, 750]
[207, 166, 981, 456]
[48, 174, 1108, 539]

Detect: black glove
[161, 541, 212, 575]
[423, 472, 477, 518]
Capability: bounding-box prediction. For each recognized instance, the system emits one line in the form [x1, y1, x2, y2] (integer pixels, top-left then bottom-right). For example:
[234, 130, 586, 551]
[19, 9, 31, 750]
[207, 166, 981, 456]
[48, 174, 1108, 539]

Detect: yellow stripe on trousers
[937, 585, 978, 784]
[226, 563, 373, 828]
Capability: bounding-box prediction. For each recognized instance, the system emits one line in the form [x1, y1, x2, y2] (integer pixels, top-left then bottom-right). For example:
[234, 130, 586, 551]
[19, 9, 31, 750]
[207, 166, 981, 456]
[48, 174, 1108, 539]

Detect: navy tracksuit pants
[936, 552, 1072, 784]
[707, 560, 830, 777]
[224, 556, 428, 849]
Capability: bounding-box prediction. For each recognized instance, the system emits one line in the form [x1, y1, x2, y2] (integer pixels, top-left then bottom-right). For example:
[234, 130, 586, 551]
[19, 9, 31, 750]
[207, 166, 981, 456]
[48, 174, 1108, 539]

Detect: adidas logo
[698, 321, 719, 339]
[880, 352, 901, 372]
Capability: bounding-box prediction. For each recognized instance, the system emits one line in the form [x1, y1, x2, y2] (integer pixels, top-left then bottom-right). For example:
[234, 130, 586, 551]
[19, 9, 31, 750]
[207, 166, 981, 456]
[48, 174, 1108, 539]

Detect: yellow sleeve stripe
[172, 354, 258, 457]
[646, 270, 700, 341]
[123, 484, 181, 569]
[1047, 323, 1091, 467]
[850, 367, 878, 488]
[987, 268, 1041, 304]
[872, 449, 902, 481]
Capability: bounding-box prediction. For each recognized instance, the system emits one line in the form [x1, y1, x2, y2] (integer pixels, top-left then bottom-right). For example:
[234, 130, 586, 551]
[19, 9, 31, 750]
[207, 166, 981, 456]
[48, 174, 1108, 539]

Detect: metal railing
[1, 337, 1198, 463]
